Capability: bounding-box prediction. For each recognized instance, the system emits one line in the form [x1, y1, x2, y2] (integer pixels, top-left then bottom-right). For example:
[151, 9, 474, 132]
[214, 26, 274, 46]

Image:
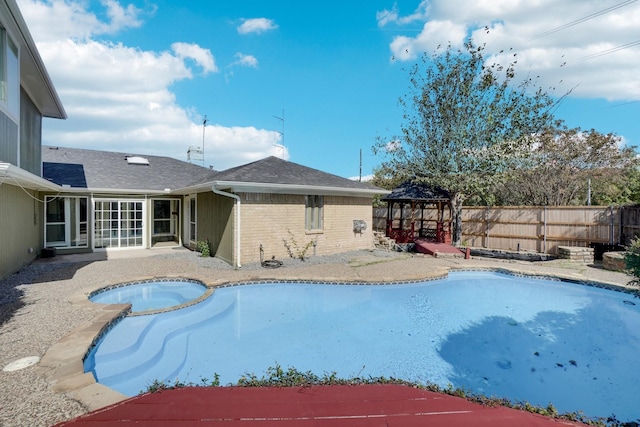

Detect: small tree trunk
[451, 193, 464, 246]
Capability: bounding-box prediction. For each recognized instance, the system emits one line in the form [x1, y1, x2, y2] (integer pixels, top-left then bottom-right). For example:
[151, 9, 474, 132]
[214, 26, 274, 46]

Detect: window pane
[46, 224, 65, 243]
[6, 35, 18, 116]
[46, 198, 65, 222]
[79, 198, 87, 220]
[0, 28, 5, 102]
[154, 200, 171, 219]
[305, 195, 323, 230]
[189, 198, 196, 241]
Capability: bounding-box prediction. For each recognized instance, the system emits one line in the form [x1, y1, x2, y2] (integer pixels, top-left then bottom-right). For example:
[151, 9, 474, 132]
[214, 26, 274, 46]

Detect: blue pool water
[89, 279, 206, 312]
[84, 271, 640, 422]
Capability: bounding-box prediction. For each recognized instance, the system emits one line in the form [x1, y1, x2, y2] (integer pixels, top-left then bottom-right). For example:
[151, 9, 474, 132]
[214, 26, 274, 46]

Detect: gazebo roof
[381, 180, 450, 203]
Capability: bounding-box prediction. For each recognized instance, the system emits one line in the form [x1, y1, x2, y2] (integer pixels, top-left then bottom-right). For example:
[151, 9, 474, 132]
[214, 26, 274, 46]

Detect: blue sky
[16, 0, 640, 179]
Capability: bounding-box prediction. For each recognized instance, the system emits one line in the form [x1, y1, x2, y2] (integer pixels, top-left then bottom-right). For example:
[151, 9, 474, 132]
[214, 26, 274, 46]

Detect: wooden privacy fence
[373, 205, 633, 255]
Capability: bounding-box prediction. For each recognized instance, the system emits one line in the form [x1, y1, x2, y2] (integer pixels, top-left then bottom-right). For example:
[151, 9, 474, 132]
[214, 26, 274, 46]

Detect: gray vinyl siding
[0, 184, 42, 281]
[0, 110, 18, 165]
[19, 88, 42, 175]
[197, 192, 234, 265]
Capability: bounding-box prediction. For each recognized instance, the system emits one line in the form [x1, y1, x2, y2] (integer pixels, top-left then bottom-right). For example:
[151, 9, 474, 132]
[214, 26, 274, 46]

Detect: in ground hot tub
[89, 278, 207, 313]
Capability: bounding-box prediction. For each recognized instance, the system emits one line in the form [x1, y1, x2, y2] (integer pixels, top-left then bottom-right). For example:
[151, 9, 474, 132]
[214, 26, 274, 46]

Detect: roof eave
[0, 162, 61, 191]
[210, 181, 390, 197]
[5, 0, 66, 119]
[381, 197, 451, 203]
[52, 187, 174, 196]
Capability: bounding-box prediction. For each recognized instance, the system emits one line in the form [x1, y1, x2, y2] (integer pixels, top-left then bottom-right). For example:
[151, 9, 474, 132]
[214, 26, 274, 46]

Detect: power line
[532, 0, 637, 39]
[569, 39, 640, 63]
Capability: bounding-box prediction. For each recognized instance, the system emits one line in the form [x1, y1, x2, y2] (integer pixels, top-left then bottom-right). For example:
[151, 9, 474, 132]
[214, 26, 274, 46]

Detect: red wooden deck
[53, 384, 586, 426]
[414, 239, 465, 257]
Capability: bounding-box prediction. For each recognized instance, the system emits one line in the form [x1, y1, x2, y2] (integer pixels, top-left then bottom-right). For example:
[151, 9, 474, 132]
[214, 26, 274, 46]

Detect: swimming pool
[89, 278, 207, 313]
[84, 271, 640, 422]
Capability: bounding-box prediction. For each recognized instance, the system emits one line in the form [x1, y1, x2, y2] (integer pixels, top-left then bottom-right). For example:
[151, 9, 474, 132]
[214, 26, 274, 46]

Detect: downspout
[211, 186, 242, 268]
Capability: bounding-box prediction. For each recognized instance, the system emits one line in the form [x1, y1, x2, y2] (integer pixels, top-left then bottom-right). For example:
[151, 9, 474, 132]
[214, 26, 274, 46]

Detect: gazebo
[381, 180, 452, 244]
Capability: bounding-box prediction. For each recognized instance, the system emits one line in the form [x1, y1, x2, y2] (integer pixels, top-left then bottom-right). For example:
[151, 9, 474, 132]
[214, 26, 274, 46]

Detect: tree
[369, 164, 405, 207]
[492, 128, 638, 206]
[374, 40, 558, 244]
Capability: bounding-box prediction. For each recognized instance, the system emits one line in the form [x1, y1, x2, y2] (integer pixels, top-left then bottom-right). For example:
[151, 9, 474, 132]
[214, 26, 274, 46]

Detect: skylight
[126, 156, 149, 165]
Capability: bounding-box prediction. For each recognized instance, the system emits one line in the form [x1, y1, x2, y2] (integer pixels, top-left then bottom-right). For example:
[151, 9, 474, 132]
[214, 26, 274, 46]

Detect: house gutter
[175, 181, 390, 197]
[0, 162, 61, 191]
[211, 186, 241, 269]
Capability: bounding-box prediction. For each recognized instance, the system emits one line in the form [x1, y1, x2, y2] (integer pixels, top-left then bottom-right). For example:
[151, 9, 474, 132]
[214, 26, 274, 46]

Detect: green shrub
[624, 238, 640, 286]
[196, 238, 211, 257]
[282, 229, 316, 261]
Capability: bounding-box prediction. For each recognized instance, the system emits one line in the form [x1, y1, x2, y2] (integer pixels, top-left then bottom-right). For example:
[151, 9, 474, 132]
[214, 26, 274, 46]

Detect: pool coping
[36, 266, 638, 413]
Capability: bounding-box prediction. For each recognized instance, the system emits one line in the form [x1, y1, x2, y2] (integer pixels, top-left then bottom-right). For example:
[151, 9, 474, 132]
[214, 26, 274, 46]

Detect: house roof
[2, 0, 66, 119]
[207, 156, 387, 197]
[42, 146, 217, 193]
[381, 180, 450, 203]
[42, 148, 388, 197]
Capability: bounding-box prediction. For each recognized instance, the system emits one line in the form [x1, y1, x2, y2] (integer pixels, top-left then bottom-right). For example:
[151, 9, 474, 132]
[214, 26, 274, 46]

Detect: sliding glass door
[94, 200, 144, 249]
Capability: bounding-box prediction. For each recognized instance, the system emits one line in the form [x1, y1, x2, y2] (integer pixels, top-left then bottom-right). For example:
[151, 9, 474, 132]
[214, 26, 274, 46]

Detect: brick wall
[239, 193, 374, 264]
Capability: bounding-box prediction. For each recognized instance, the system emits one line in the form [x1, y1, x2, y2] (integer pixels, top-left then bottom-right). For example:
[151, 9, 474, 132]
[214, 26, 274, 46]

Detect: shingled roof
[211, 156, 382, 193]
[381, 180, 450, 203]
[42, 146, 217, 192]
[42, 148, 387, 197]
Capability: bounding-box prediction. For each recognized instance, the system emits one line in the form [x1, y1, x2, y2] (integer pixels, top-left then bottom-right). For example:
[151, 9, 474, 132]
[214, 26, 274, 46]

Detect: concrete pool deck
[0, 247, 635, 426]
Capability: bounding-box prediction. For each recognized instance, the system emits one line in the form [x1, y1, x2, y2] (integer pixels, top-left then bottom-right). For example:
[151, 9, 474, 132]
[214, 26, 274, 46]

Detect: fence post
[543, 206, 547, 254]
[609, 205, 614, 244]
[485, 206, 490, 248]
[618, 205, 623, 245]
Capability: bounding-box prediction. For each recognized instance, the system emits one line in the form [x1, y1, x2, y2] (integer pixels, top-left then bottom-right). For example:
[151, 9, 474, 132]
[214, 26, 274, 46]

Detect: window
[45, 197, 88, 248]
[152, 199, 179, 245]
[94, 199, 144, 249]
[0, 26, 19, 118]
[305, 195, 323, 230]
[153, 200, 172, 234]
[189, 197, 196, 242]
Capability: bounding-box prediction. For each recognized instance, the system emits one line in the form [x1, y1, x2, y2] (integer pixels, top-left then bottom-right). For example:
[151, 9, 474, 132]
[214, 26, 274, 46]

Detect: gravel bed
[153, 248, 400, 270]
[0, 262, 98, 427]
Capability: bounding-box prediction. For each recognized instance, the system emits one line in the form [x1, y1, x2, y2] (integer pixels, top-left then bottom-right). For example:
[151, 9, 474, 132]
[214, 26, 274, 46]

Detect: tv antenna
[273, 109, 285, 158]
[187, 145, 203, 164]
[202, 115, 208, 166]
[187, 115, 208, 166]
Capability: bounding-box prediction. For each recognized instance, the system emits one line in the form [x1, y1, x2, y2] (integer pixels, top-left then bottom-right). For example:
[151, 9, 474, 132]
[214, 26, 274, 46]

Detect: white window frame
[93, 199, 146, 250]
[305, 195, 324, 231]
[0, 25, 19, 121]
[151, 198, 180, 245]
[188, 196, 197, 244]
[45, 196, 89, 248]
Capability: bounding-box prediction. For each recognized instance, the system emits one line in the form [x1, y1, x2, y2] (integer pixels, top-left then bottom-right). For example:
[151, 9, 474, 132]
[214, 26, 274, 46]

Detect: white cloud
[17, 0, 145, 40]
[237, 17, 278, 35]
[172, 42, 218, 73]
[377, 1, 429, 26]
[16, 0, 279, 170]
[390, 20, 467, 61]
[231, 52, 258, 68]
[385, 0, 640, 102]
[101, 0, 145, 33]
[376, 4, 399, 27]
